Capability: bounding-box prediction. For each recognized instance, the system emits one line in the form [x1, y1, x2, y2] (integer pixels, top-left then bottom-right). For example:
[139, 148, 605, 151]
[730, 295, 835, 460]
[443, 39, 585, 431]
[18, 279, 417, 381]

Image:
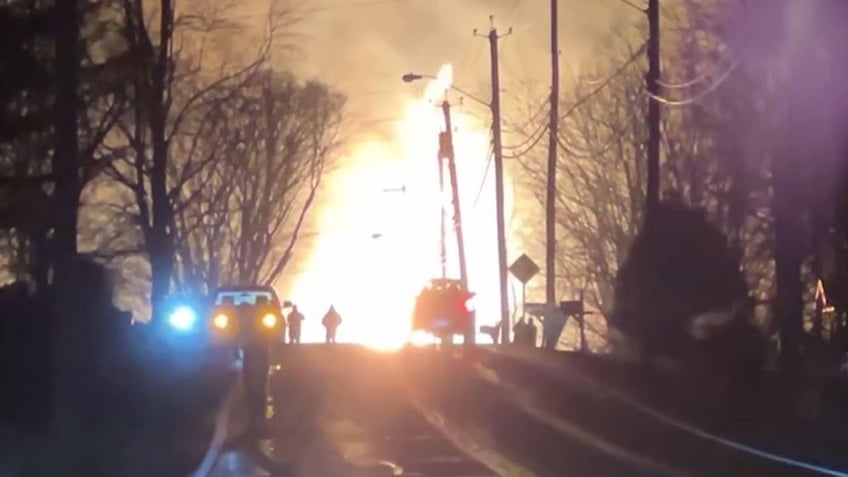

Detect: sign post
[508, 253, 540, 343]
[560, 295, 590, 352]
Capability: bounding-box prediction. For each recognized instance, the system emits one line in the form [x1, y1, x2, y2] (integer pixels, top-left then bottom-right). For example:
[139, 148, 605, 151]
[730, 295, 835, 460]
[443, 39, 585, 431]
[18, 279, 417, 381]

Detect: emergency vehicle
[411, 278, 475, 343]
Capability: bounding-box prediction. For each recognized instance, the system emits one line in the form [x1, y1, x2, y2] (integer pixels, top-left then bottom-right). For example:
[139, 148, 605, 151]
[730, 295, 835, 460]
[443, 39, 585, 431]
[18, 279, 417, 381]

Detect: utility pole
[439, 99, 469, 292]
[645, 0, 661, 219]
[545, 0, 559, 310]
[439, 99, 473, 344]
[437, 152, 448, 279]
[476, 16, 512, 345]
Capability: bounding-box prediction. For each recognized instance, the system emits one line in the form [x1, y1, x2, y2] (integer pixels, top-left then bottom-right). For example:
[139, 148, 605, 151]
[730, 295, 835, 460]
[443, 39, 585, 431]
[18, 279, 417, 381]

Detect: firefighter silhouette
[288, 305, 305, 344]
[322, 305, 342, 344]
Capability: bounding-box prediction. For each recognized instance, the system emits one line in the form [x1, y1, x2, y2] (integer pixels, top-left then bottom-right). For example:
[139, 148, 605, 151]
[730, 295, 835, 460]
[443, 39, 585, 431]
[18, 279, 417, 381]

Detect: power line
[505, 118, 546, 151]
[555, 131, 586, 159]
[506, 0, 523, 17]
[498, 51, 521, 86]
[657, 70, 711, 89]
[512, 90, 550, 126]
[647, 58, 738, 106]
[497, 0, 534, 91]
[471, 143, 495, 210]
[455, 34, 480, 81]
[234, 0, 420, 21]
[345, 89, 415, 97]
[503, 92, 550, 154]
[612, 0, 646, 13]
[229, 0, 427, 20]
[306, 0, 417, 13]
[558, 42, 646, 122]
[504, 123, 547, 159]
[348, 116, 405, 127]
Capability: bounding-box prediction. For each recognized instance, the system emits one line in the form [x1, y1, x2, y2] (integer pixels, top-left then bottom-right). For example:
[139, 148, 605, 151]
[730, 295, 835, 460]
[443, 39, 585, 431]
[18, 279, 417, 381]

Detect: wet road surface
[209, 344, 497, 476]
[206, 344, 847, 477]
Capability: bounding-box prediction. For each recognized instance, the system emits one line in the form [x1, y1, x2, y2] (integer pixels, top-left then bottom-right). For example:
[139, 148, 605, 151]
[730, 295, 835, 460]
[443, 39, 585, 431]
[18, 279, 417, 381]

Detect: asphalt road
[206, 344, 848, 477]
[404, 347, 677, 477]
[208, 344, 497, 476]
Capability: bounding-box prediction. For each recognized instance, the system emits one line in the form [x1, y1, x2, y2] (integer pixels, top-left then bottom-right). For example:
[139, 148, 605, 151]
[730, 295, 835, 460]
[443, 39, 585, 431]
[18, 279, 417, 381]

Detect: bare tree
[172, 71, 345, 293]
[516, 8, 778, 346]
[102, 0, 279, 318]
[519, 43, 648, 319]
[0, 0, 128, 290]
[660, 0, 775, 318]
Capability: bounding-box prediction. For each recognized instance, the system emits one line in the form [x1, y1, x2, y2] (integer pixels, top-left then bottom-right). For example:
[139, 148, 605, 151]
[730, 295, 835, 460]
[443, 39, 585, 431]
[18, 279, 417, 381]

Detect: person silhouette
[321, 305, 342, 344]
[288, 305, 305, 344]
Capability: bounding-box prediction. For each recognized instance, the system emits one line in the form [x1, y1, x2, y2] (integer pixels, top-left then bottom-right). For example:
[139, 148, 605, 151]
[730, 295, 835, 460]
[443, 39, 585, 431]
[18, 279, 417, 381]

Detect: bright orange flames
[286, 64, 519, 351]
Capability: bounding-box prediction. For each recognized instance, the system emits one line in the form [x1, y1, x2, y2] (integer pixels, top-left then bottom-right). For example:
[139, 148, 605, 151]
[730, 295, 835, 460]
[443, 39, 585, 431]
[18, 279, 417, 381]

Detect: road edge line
[190, 371, 243, 477]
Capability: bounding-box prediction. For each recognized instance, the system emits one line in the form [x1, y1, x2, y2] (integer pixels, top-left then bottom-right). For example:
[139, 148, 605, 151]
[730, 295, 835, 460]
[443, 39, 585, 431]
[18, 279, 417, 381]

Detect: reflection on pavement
[208, 344, 498, 477]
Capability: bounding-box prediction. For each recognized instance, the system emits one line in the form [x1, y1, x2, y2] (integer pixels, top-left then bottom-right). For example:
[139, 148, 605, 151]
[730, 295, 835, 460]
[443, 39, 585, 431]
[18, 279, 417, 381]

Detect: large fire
[285, 64, 518, 351]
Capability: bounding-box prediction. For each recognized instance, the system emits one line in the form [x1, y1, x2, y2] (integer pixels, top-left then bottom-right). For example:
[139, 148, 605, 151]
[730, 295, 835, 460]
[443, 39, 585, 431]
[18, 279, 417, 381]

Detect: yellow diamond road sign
[509, 253, 539, 284]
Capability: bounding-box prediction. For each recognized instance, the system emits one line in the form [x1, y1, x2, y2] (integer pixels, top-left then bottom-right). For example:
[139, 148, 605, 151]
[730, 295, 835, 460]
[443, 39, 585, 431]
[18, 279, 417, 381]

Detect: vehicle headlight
[213, 313, 229, 329]
[262, 313, 277, 328]
[168, 305, 197, 331]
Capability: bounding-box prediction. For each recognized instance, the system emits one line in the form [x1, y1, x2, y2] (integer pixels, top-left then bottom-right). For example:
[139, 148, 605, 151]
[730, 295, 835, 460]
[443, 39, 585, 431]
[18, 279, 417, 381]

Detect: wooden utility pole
[440, 100, 473, 344]
[439, 100, 469, 292]
[645, 0, 661, 218]
[545, 0, 559, 310]
[476, 16, 511, 345]
[437, 147, 448, 279]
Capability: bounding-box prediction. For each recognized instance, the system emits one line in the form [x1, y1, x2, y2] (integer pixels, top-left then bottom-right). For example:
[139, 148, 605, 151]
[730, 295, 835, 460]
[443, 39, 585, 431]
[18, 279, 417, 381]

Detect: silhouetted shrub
[610, 202, 749, 362]
[50, 256, 140, 436]
[0, 280, 51, 432]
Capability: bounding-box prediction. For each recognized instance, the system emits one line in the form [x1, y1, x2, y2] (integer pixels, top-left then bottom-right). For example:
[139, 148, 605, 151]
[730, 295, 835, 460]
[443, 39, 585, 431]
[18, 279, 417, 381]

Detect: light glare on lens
[262, 313, 277, 328]
[464, 296, 476, 312]
[169, 305, 197, 330]
[213, 313, 229, 329]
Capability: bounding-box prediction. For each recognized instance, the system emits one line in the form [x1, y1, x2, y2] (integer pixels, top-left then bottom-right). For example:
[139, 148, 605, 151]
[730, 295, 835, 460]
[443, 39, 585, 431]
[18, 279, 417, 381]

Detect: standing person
[322, 305, 342, 344]
[288, 305, 305, 344]
[512, 317, 537, 347]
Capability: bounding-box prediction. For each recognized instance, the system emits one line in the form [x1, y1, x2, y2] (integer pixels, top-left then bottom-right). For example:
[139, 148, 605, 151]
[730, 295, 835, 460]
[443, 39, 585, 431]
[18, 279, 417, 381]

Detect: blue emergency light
[168, 305, 198, 331]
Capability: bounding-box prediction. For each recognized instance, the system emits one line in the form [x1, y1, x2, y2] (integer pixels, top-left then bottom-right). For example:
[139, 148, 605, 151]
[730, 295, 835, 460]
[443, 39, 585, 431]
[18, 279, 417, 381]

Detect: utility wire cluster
[648, 55, 738, 106]
[504, 40, 737, 162]
[502, 93, 551, 159]
[471, 141, 495, 211]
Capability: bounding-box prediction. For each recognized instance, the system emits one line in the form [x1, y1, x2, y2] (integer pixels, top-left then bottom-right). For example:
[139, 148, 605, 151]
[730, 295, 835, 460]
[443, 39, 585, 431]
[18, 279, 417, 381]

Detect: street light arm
[401, 72, 490, 108]
[401, 73, 424, 83]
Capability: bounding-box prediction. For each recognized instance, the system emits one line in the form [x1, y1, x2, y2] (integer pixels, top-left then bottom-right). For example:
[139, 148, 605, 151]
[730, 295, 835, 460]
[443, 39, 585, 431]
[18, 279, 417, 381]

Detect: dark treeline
[513, 0, 848, 423]
[520, 2, 848, 366]
[0, 0, 345, 462]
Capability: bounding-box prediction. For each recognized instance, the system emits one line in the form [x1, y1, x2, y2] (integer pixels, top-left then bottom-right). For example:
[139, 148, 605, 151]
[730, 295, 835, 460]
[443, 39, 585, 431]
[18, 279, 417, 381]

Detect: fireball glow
[286, 64, 519, 350]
